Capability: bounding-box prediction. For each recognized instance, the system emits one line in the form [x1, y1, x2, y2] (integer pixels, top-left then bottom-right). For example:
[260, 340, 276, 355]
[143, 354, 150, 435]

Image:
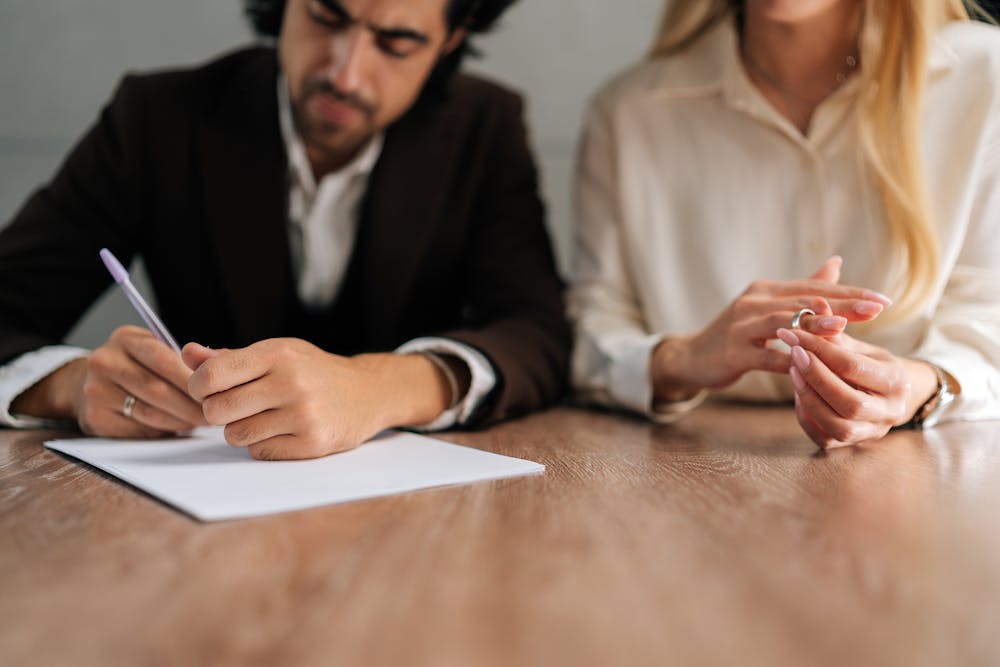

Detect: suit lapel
[199, 50, 292, 346]
[198, 52, 459, 348]
[356, 103, 455, 342]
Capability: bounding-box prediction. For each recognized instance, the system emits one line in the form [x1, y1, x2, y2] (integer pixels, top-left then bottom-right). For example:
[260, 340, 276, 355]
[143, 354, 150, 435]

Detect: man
[0, 0, 569, 459]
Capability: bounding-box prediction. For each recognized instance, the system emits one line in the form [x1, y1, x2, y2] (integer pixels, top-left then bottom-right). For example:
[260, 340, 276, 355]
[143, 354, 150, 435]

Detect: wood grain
[2, 403, 999, 666]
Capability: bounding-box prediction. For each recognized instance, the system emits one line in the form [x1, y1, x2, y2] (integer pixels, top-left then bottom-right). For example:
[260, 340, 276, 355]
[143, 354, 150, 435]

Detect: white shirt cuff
[0, 346, 89, 428]
[911, 324, 1000, 423]
[650, 389, 710, 424]
[574, 331, 708, 423]
[395, 337, 497, 431]
[617, 333, 707, 423]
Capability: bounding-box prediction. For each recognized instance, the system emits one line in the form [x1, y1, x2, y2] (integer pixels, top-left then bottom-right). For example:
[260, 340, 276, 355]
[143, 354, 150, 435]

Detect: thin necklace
[741, 45, 859, 120]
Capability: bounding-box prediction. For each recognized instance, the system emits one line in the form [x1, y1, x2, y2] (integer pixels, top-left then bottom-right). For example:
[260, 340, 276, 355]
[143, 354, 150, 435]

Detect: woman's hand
[650, 257, 892, 399]
[775, 327, 940, 449]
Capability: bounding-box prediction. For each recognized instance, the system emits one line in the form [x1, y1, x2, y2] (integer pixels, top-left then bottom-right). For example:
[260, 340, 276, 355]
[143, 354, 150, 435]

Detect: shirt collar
[648, 16, 964, 100]
[928, 30, 961, 72]
[277, 74, 384, 195]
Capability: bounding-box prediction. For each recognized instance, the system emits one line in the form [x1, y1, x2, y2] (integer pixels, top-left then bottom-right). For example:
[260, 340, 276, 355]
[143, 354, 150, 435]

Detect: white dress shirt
[570, 19, 1000, 425]
[0, 77, 496, 430]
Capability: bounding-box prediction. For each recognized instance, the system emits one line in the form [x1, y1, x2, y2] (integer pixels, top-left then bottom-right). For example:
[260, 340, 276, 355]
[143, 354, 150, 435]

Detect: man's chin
[303, 127, 375, 165]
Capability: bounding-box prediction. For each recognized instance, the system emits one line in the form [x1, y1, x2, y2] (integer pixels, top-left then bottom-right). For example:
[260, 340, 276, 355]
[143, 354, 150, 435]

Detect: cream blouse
[570, 19, 1000, 424]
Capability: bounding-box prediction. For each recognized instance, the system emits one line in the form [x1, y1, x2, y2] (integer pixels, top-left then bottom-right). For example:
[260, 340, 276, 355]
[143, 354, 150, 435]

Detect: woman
[570, 0, 1000, 447]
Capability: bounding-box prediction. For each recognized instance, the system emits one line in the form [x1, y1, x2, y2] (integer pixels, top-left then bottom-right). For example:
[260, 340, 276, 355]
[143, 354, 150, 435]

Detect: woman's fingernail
[776, 328, 799, 347]
[819, 316, 847, 331]
[789, 365, 806, 392]
[863, 290, 893, 306]
[791, 346, 810, 370]
[853, 301, 883, 317]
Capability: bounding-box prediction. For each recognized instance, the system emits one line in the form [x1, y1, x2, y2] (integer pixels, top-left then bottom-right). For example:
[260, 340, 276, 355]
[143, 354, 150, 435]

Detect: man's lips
[310, 94, 367, 127]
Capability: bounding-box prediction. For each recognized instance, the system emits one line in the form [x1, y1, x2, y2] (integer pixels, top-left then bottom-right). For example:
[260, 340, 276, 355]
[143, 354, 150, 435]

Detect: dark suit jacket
[0, 47, 570, 426]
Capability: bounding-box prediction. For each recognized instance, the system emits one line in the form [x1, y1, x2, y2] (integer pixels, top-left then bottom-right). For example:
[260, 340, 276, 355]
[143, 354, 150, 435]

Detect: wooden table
[3, 404, 1000, 666]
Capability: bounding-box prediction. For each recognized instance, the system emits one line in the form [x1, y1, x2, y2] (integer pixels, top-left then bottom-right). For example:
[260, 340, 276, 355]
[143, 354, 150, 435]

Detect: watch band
[905, 363, 957, 430]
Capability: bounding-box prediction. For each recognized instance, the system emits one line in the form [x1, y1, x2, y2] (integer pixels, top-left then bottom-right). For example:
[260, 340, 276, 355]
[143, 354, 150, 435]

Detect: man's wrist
[357, 352, 456, 428]
[10, 357, 86, 420]
[415, 351, 472, 410]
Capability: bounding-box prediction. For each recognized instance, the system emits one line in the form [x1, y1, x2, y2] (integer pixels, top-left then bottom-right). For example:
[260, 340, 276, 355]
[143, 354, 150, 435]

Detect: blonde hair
[649, 1, 976, 323]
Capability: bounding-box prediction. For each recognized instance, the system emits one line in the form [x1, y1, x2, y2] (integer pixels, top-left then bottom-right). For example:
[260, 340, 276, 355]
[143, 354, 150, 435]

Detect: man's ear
[442, 28, 467, 56]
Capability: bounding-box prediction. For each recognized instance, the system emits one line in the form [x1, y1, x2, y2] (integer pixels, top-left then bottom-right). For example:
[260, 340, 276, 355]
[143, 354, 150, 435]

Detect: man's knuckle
[87, 349, 112, 374]
[299, 413, 321, 439]
[205, 390, 237, 418]
[286, 374, 310, 397]
[198, 363, 224, 393]
[145, 380, 171, 405]
[250, 445, 276, 461]
[79, 410, 98, 433]
[224, 422, 254, 446]
[147, 340, 169, 363]
[202, 398, 228, 425]
[276, 342, 300, 363]
[79, 418, 96, 435]
[81, 377, 102, 400]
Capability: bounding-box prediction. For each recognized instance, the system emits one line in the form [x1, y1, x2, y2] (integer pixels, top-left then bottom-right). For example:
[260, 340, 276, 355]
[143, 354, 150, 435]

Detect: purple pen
[99, 248, 181, 353]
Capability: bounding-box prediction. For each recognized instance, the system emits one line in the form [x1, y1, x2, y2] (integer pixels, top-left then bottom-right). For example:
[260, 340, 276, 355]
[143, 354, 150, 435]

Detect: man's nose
[327, 28, 369, 93]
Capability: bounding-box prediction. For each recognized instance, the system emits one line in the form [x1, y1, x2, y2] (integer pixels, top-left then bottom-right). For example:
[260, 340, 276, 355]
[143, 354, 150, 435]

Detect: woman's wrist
[896, 358, 941, 427]
[650, 335, 704, 404]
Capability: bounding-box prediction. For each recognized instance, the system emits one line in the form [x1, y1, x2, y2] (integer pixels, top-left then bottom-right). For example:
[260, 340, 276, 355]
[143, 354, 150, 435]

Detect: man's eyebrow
[314, 0, 430, 46]
[369, 25, 430, 44]
[316, 0, 354, 23]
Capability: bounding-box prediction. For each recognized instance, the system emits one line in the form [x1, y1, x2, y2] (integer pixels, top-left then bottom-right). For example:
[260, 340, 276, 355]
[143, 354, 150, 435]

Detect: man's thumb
[181, 342, 221, 371]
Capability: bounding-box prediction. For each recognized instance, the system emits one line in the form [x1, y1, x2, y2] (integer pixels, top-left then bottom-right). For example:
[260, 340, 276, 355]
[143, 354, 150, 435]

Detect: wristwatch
[907, 363, 958, 429]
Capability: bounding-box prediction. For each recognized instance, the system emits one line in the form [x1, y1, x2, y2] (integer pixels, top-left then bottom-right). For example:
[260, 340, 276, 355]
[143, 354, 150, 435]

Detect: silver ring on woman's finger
[791, 308, 816, 330]
[122, 394, 137, 419]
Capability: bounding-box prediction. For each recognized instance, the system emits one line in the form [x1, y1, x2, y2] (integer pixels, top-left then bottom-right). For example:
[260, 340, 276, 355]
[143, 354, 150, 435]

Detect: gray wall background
[0, 0, 663, 348]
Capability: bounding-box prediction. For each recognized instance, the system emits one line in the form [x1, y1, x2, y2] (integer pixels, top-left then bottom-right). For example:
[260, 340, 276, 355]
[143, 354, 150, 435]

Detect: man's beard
[292, 77, 376, 152]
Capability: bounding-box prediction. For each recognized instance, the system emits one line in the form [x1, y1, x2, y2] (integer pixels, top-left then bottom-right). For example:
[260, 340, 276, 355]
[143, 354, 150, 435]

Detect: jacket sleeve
[0, 76, 147, 364]
[439, 93, 571, 426]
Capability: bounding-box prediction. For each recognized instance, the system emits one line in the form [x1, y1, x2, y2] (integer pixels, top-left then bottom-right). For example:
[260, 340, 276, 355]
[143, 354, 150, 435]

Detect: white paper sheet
[44, 428, 543, 521]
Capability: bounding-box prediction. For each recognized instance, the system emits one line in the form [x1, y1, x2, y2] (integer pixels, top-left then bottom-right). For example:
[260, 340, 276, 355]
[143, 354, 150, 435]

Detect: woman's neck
[740, 1, 862, 132]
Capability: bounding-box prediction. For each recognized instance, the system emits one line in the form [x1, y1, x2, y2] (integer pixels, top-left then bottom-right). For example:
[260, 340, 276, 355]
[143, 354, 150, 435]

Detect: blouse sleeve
[568, 95, 705, 422]
[912, 129, 1000, 423]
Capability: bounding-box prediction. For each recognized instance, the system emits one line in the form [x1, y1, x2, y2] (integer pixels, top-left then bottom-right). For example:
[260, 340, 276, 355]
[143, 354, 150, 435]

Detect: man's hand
[11, 325, 206, 438]
[183, 338, 455, 460]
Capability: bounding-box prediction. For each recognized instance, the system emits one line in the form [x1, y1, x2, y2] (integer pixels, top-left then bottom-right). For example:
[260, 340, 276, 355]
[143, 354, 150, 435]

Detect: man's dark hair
[243, 0, 517, 99]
